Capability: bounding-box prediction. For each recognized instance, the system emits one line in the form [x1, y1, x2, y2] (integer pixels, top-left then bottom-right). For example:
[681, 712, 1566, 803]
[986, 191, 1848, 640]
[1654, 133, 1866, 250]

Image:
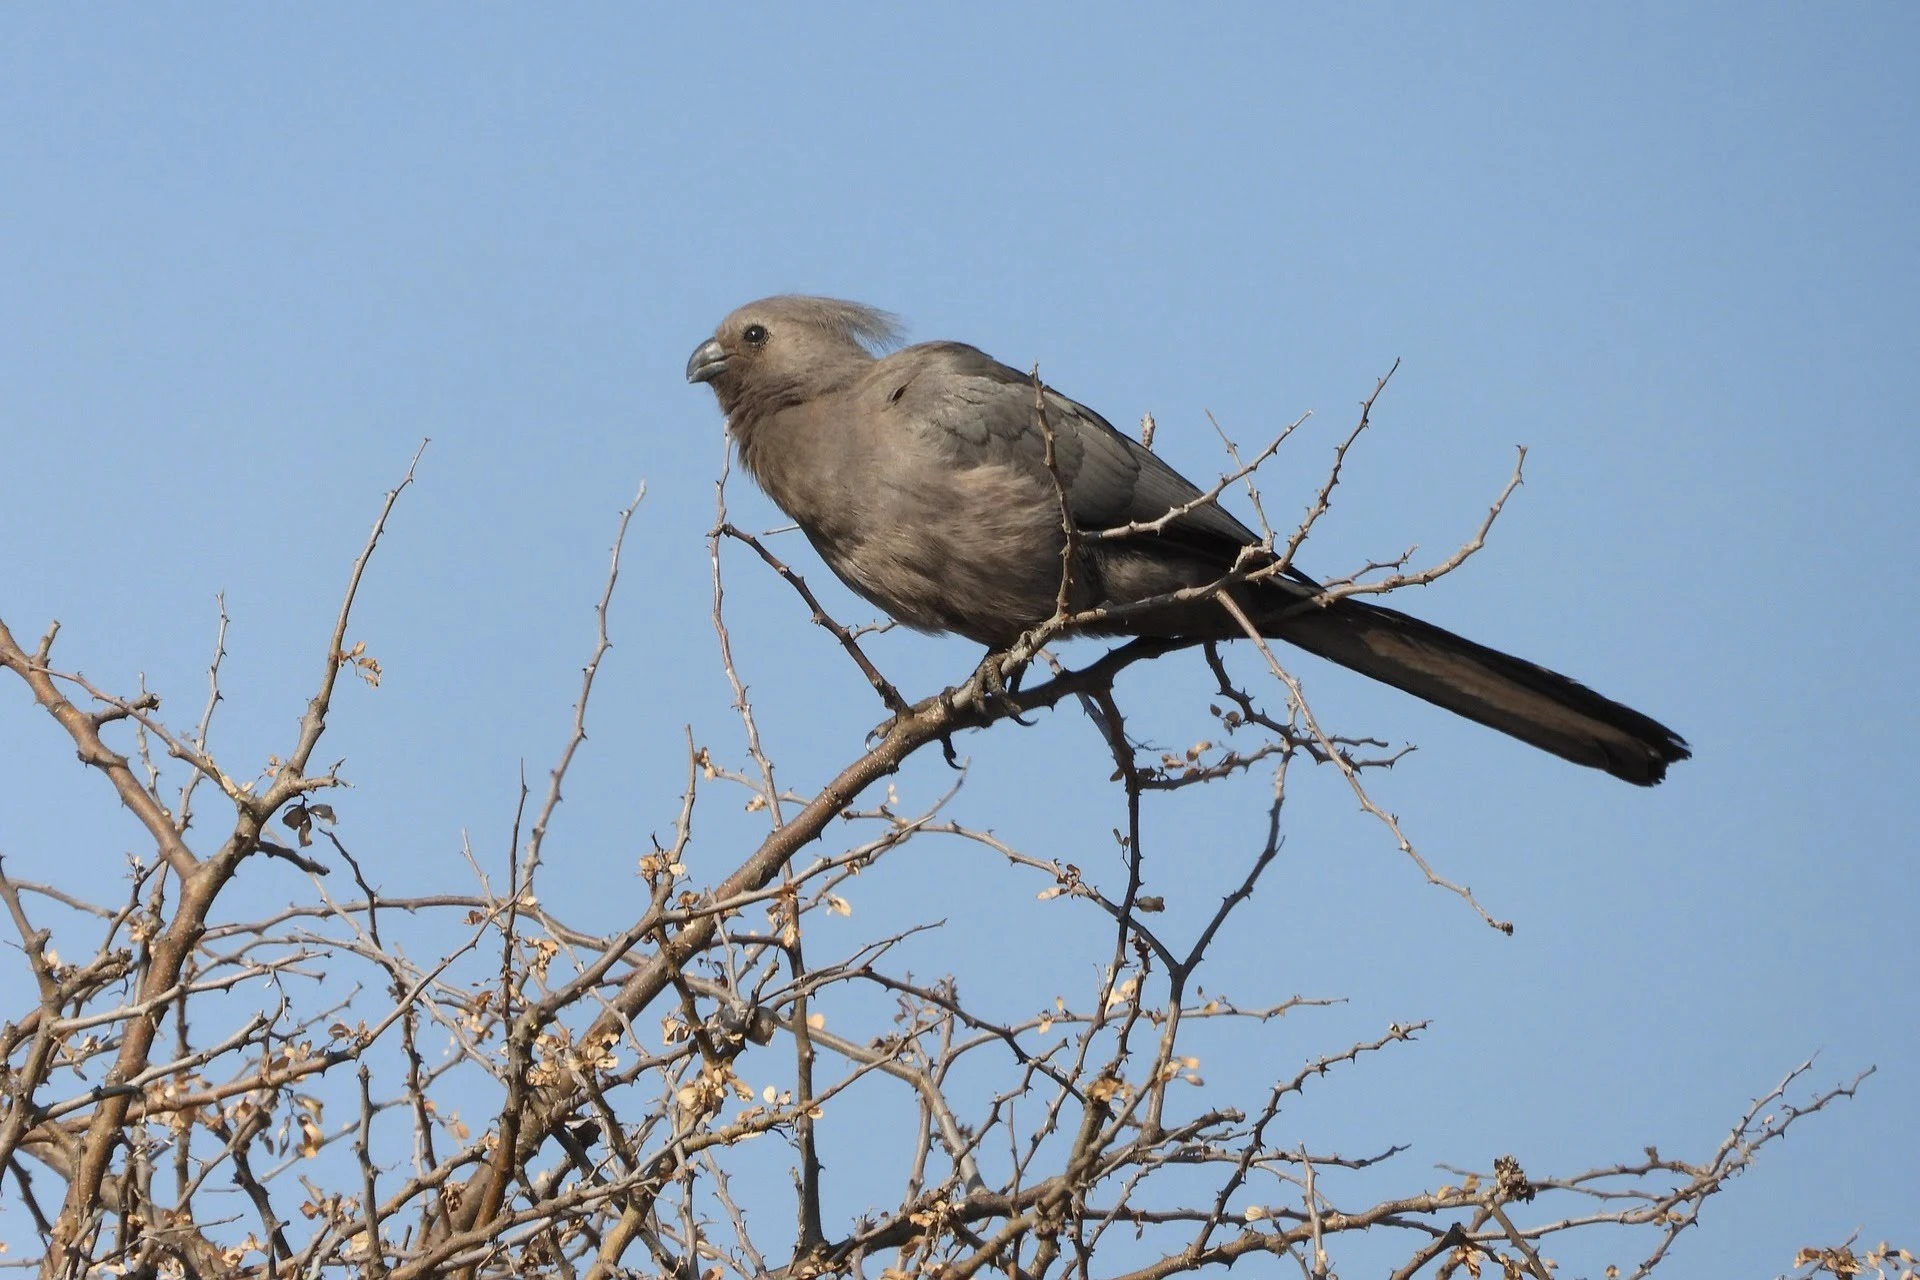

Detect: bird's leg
[863, 696, 966, 768]
[863, 648, 1034, 765]
[923, 650, 1027, 769]
[861, 684, 966, 765]
[969, 647, 1035, 727]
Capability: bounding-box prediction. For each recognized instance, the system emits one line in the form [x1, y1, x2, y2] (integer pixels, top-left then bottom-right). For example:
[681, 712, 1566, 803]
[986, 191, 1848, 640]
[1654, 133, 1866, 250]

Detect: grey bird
[686, 295, 1690, 785]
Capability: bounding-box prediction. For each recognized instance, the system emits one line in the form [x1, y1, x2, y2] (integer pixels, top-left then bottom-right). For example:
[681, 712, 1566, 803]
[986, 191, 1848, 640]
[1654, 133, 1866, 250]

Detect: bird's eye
[742, 324, 769, 347]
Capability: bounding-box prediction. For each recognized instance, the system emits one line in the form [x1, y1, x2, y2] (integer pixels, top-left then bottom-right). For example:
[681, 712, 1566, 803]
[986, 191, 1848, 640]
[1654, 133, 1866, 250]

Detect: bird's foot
[864, 691, 962, 766]
[861, 653, 1031, 767]
[970, 650, 1033, 726]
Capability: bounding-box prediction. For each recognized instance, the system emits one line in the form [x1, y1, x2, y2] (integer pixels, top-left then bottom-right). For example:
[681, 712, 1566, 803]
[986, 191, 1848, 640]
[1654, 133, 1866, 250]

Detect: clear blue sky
[2, 7, 1914, 1272]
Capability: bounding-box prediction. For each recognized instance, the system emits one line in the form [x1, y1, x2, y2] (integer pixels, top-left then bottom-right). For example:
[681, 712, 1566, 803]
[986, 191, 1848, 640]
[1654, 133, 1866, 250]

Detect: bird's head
[686, 296, 903, 417]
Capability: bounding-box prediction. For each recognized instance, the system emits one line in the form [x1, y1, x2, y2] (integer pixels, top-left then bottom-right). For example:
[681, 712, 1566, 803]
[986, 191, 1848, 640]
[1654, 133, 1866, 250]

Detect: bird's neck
[730, 403, 827, 527]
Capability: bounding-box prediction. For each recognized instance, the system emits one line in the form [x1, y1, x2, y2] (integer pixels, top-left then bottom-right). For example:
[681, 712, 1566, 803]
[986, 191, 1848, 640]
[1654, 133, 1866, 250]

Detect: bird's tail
[1263, 595, 1689, 785]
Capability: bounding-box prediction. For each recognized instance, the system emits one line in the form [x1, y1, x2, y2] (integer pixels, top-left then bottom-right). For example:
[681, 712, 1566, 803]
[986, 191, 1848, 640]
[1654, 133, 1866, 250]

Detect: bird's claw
[972, 651, 1033, 726]
[863, 654, 1032, 762]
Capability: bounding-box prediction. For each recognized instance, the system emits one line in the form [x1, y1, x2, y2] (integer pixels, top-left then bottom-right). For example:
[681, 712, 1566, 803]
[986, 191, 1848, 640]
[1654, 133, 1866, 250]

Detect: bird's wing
[883, 342, 1295, 571]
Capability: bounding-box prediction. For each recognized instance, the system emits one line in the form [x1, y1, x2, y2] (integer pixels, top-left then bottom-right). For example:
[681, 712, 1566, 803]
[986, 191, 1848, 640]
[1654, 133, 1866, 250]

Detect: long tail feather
[1269, 597, 1689, 785]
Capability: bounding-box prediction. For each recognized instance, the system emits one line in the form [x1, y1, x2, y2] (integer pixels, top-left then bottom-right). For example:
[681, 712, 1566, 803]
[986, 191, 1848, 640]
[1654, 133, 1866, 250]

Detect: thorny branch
[0, 382, 1876, 1280]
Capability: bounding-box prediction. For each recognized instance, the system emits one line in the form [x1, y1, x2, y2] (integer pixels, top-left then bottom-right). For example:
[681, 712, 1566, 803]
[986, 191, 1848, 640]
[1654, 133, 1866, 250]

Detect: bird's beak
[685, 338, 728, 384]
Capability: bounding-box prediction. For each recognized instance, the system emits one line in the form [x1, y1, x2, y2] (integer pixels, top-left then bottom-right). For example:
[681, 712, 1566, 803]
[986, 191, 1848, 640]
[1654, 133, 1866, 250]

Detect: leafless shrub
[0, 380, 1871, 1279]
